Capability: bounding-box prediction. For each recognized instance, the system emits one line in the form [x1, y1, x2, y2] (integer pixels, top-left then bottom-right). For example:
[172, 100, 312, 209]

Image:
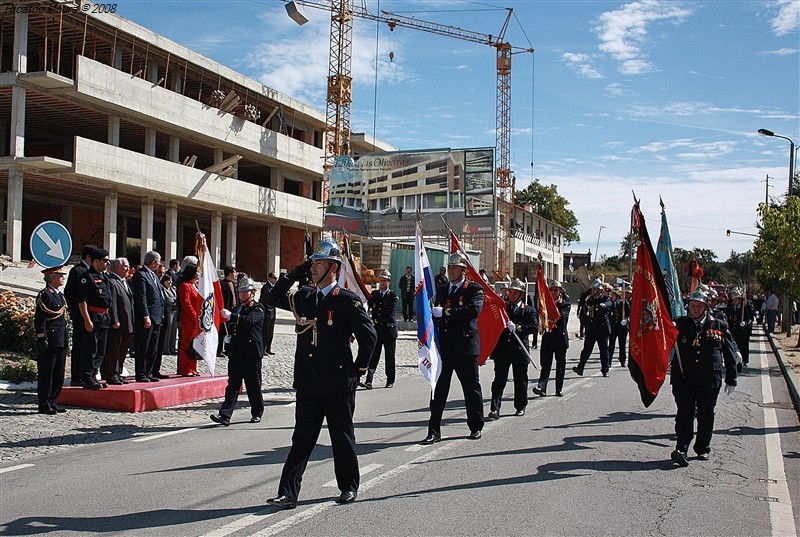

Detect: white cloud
[771, 0, 800, 36]
[761, 48, 798, 56]
[594, 0, 692, 75]
[561, 52, 604, 79]
[606, 82, 632, 97]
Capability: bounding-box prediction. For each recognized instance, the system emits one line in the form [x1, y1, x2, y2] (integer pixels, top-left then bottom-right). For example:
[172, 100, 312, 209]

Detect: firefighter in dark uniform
[488, 279, 537, 418]
[726, 288, 755, 370]
[77, 248, 114, 390]
[210, 277, 265, 425]
[34, 265, 69, 415]
[670, 290, 737, 467]
[533, 280, 571, 397]
[266, 239, 376, 509]
[573, 280, 612, 377]
[422, 252, 485, 444]
[363, 269, 398, 389]
[608, 286, 630, 367]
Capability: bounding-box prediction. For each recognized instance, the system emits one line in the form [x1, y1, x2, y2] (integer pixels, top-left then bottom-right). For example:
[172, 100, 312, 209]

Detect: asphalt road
[1, 332, 798, 537]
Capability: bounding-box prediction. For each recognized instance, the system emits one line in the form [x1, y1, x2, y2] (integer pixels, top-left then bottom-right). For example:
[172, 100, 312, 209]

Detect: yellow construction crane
[285, 0, 533, 273]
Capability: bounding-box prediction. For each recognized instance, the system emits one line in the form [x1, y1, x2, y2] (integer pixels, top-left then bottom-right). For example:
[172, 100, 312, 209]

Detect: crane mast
[286, 0, 533, 274]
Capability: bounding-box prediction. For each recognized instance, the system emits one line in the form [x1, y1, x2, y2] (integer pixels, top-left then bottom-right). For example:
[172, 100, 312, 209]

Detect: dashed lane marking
[0, 463, 34, 474]
[322, 463, 383, 487]
[131, 428, 198, 443]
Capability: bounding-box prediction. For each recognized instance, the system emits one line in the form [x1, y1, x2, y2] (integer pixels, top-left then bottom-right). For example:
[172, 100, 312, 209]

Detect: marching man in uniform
[363, 269, 398, 389]
[266, 238, 376, 508]
[34, 265, 69, 415]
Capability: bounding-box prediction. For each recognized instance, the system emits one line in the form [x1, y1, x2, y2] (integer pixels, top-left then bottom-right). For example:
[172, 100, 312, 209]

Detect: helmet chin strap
[314, 261, 339, 286]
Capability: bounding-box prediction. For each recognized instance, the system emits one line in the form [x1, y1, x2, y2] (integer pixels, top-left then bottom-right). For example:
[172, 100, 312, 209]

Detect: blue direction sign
[30, 221, 72, 268]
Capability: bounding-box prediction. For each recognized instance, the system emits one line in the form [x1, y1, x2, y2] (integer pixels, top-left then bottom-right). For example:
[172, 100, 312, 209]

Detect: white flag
[415, 221, 441, 390]
[193, 233, 222, 376]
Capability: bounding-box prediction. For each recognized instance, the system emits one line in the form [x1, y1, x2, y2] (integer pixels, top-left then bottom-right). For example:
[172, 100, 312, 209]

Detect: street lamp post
[594, 225, 606, 266]
[758, 128, 796, 196]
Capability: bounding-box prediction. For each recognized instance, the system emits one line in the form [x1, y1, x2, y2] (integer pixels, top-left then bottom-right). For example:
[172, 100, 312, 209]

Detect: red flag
[536, 262, 561, 332]
[628, 202, 679, 407]
[449, 231, 509, 365]
[338, 231, 371, 304]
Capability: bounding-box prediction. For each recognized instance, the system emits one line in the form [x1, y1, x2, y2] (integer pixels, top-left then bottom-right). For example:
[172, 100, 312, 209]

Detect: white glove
[431, 307, 443, 318]
[735, 351, 742, 364]
[221, 308, 231, 320]
[740, 321, 746, 327]
[724, 384, 736, 395]
[506, 321, 516, 332]
[620, 319, 628, 327]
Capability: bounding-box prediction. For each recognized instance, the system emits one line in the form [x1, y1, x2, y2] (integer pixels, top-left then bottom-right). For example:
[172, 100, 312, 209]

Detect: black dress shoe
[487, 410, 499, 420]
[135, 377, 151, 382]
[420, 434, 441, 445]
[146, 376, 160, 382]
[37, 406, 57, 415]
[154, 373, 170, 379]
[572, 366, 583, 376]
[531, 386, 546, 397]
[671, 449, 689, 467]
[250, 416, 261, 423]
[385, 383, 393, 388]
[106, 377, 124, 385]
[514, 409, 526, 417]
[116, 375, 130, 384]
[83, 379, 102, 390]
[468, 430, 482, 440]
[602, 371, 609, 377]
[266, 495, 297, 509]
[50, 404, 67, 413]
[336, 490, 357, 504]
[555, 392, 563, 397]
[69, 379, 83, 387]
[210, 414, 231, 426]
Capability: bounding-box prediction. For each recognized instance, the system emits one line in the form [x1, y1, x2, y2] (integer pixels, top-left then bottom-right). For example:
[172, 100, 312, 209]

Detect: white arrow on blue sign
[30, 221, 72, 268]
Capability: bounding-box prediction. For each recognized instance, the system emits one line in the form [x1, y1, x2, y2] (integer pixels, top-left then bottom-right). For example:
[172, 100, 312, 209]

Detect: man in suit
[63, 244, 96, 386]
[34, 265, 69, 414]
[573, 280, 612, 377]
[258, 272, 278, 356]
[422, 252, 485, 444]
[434, 266, 448, 303]
[131, 250, 165, 382]
[103, 258, 134, 385]
[363, 269, 398, 389]
[266, 239, 376, 509]
[488, 279, 537, 419]
[218, 266, 239, 356]
[166, 258, 180, 353]
[398, 265, 415, 321]
[210, 277, 265, 425]
[77, 248, 114, 390]
[533, 280, 571, 397]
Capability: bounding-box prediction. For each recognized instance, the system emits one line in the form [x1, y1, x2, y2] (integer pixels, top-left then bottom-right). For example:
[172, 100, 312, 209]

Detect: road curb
[766, 329, 800, 417]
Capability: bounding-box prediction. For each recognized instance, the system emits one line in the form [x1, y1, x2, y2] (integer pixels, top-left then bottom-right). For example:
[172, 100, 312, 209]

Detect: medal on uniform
[327, 311, 334, 326]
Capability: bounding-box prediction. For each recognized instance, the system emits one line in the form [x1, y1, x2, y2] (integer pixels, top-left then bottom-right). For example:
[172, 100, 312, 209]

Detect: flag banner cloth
[415, 221, 442, 390]
[536, 262, 561, 332]
[338, 231, 370, 306]
[628, 202, 679, 407]
[656, 203, 686, 320]
[687, 258, 704, 294]
[193, 232, 223, 376]
[449, 230, 509, 365]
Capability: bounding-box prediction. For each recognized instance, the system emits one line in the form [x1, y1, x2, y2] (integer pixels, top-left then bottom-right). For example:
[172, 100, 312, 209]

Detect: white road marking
[759, 340, 797, 537]
[0, 463, 34, 474]
[200, 511, 282, 537]
[131, 428, 198, 442]
[322, 463, 383, 487]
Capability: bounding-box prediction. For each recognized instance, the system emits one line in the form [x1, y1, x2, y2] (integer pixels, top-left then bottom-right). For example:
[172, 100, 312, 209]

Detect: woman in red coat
[177, 264, 203, 376]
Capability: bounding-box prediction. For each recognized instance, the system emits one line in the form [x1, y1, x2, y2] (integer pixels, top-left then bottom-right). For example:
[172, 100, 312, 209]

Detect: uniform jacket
[221, 279, 238, 310]
[671, 313, 737, 389]
[398, 273, 415, 297]
[491, 298, 537, 358]
[540, 296, 572, 350]
[258, 281, 276, 320]
[727, 301, 756, 337]
[368, 289, 399, 340]
[109, 273, 134, 334]
[227, 301, 265, 360]
[609, 297, 631, 332]
[34, 285, 68, 348]
[270, 276, 377, 396]
[131, 266, 164, 324]
[434, 280, 484, 358]
[77, 267, 114, 329]
[63, 261, 89, 313]
[583, 292, 612, 336]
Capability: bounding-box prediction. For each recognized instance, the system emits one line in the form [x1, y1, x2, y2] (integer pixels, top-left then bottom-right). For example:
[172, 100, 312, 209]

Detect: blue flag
[656, 203, 685, 320]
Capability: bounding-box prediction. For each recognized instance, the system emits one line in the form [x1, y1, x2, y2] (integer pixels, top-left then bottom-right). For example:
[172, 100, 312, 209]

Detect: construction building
[0, 0, 393, 279]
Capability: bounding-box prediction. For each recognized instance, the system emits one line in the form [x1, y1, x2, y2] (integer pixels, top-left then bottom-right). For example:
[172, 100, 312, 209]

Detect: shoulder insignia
[333, 287, 341, 296]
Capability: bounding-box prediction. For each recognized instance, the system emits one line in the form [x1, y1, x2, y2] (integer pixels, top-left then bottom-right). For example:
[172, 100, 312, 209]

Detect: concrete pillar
[165, 202, 178, 262]
[269, 167, 279, 190]
[10, 86, 26, 158]
[13, 11, 28, 73]
[211, 212, 223, 268]
[268, 222, 281, 274]
[170, 69, 182, 94]
[168, 136, 180, 163]
[113, 45, 123, 70]
[6, 168, 23, 262]
[141, 199, 154, 263]
[147, 58, 159, 84]
[104, 192, 118, 258]
[225, 215, 237, 268]
[108, 116, 120, 146]
[144, 128, 157, 157]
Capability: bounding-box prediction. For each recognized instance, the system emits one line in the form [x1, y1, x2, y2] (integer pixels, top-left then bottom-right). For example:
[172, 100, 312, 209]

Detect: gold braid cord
[288, 290, 317, 345]
[37, 292, 65, 319]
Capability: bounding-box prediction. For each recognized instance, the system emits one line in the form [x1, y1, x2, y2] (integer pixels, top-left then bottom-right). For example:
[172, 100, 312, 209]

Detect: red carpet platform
[56, 375, 230, 412]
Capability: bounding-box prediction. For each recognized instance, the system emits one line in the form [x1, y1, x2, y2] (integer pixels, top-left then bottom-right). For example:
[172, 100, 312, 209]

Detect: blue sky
[117, 0, 799, 262]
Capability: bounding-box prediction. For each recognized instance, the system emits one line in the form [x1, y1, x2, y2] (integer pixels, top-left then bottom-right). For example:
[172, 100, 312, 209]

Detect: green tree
[514, 179, 580, 244]
[723, 250, 756, 290]
[753, 197, 800, 297]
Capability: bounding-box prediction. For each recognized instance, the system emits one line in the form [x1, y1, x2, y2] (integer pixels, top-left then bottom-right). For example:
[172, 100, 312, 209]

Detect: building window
[284, 178, 302, 196]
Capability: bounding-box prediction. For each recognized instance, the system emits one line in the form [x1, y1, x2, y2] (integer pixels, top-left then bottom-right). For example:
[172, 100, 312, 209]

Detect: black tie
[316, 291, 323, 308]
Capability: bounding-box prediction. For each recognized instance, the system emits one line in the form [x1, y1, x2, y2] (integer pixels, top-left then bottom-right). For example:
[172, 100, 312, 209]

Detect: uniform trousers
[672, 380, 721, 455]
[219, 357, 264, 419]
[538, 346, 567, 394]
[82, 325, 109, 380]
[401, 293, 414, 321]
[427, 355, 484, 436]
[262, 316, 276, 353]
[134, 323, 160, 379]
[732, 331, 750, 365]
[367, 333, 396, 384]
[36, 343, 66, 408]
[278, 390, 358, 499]
[68, 311, 85, 381]
[489, 356, 528, 412]
[608, 327, 628, 366]
[103, 328, 131, 380]
[576, 333, 610, 373]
